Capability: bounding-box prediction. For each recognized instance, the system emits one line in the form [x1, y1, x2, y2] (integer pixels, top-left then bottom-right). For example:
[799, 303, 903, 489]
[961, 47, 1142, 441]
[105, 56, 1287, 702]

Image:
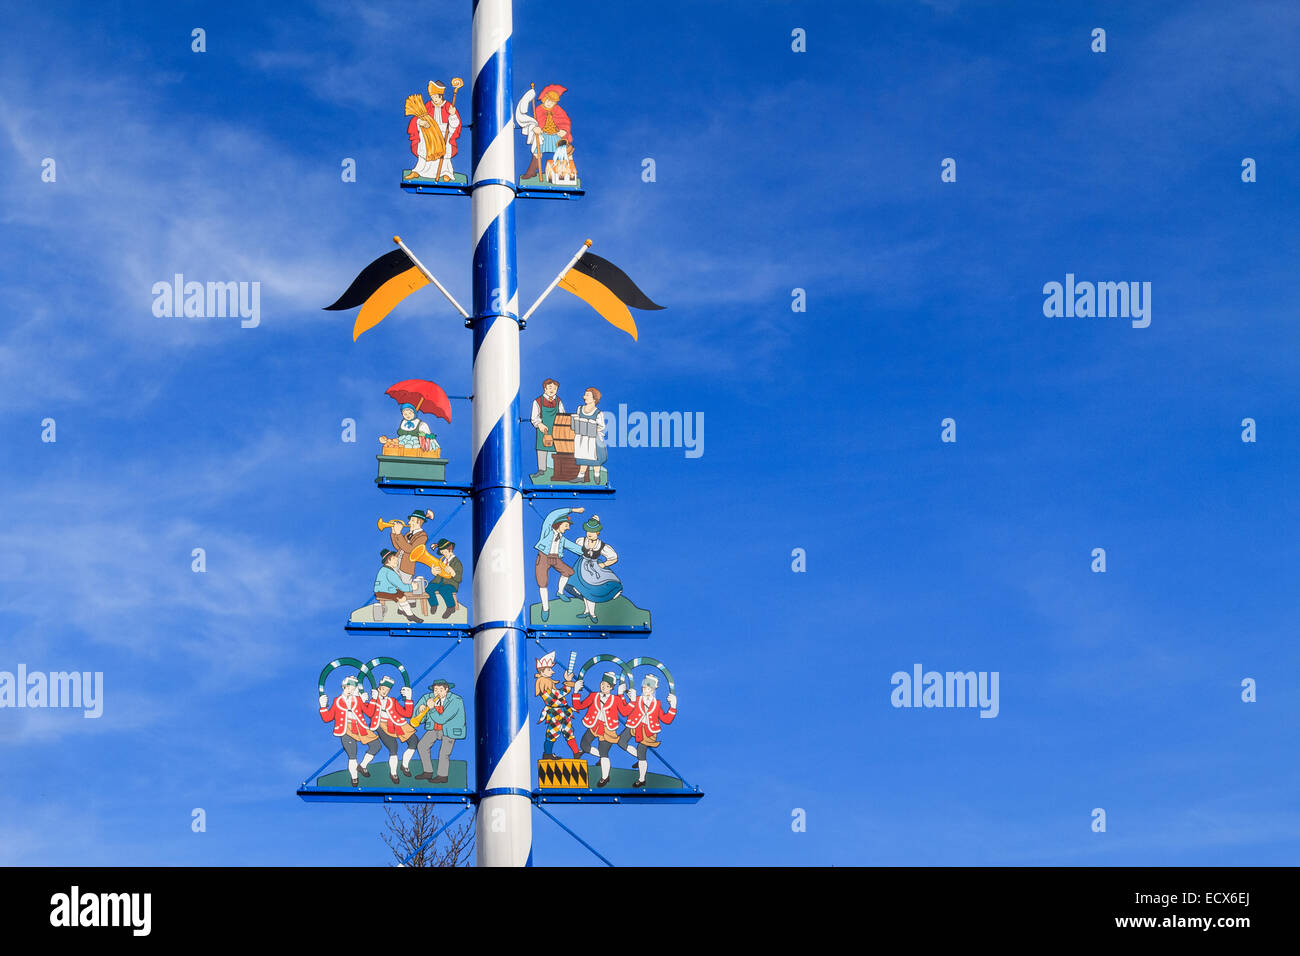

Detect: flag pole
[469, 0, 532, 867]
[520, 239, 592, 324]
[393, 235, 470, 318]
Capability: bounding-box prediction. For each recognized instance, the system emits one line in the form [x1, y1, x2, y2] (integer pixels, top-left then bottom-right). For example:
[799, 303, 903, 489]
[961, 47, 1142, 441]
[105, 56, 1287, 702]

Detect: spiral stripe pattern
[469, 0, 531, 868]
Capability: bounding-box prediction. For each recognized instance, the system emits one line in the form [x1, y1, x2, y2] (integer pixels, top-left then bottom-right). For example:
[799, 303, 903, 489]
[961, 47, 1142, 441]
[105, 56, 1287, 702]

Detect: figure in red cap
[518, 83, 572, 181]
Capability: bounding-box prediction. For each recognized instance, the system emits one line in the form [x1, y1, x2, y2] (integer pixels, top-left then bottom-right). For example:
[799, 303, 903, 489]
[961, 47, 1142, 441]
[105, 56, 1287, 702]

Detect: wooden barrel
[551, 413, 575, 454]
[550, 413, 580, 480]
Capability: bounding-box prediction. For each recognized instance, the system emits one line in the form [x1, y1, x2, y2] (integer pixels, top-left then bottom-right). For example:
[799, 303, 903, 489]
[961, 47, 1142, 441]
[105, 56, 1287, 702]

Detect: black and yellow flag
[324, 249, 429, 340]
[557, 253, 664, 341]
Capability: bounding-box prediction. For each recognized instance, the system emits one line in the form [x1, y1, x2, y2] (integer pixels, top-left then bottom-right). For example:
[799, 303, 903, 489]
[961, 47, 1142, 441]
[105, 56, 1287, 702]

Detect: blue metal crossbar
[407, 638, 465, 688]
[400, 805, 473, 867]
[425, 497, 467, 540]
[534, 802, 614, 867]
[302, 746, 347, 788]
[648, 746, 693, 790]
[376, 483, 474, 496]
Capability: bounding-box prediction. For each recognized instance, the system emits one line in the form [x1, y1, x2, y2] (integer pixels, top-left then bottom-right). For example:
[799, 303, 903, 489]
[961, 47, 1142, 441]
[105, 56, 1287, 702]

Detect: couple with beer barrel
[530, 377, 608, 484]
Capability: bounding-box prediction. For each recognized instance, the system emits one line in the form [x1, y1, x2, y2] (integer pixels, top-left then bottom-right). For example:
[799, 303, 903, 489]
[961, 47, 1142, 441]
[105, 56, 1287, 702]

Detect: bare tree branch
[382, 804, 475, 867]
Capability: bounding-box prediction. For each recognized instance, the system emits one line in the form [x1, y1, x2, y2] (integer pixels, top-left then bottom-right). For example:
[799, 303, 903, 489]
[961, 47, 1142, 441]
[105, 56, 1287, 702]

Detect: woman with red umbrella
[395, 402, 436, 453]
[383, 380, 452, 456]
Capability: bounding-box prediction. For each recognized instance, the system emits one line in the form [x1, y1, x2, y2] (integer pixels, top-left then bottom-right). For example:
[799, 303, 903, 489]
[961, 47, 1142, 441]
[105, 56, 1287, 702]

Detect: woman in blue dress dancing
[564, 516, 622, 624]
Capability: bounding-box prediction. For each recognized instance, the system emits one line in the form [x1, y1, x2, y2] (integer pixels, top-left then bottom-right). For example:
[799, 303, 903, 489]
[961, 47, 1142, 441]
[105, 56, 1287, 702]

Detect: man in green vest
[529, 378, 564, 478]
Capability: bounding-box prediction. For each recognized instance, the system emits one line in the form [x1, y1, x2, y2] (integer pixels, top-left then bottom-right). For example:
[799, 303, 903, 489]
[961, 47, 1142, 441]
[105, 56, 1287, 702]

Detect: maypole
[468, 0, 531, 866]
[305, 0, 702, 869]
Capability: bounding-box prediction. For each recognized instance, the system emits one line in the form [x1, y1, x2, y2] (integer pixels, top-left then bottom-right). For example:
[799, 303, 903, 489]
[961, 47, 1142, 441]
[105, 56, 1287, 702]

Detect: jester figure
[534, 650, 581, 760]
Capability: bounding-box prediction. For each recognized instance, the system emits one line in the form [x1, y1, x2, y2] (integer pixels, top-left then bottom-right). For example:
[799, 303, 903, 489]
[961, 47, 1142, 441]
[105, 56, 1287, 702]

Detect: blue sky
[1, 0, 1297, 865]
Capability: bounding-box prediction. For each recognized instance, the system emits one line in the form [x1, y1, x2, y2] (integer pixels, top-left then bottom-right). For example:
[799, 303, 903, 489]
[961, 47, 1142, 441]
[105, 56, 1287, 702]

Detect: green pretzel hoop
[575, 653, 634, 691]
[318, 657, 378, 697]
[624, 656, 674, 695]
[360, 656, 411, 691]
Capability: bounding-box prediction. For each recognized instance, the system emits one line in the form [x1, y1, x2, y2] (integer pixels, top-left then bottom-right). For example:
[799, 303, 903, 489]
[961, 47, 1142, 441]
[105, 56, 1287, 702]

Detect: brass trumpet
[378, 518, 406, 532]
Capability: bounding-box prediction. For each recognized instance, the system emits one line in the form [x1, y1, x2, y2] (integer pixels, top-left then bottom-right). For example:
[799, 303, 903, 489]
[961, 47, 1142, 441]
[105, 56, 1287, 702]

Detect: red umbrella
[386, 379, 452, 423]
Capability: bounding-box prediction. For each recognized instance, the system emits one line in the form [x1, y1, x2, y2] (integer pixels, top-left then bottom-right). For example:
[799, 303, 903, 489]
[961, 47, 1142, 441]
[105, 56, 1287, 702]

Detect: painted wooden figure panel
[403, 78, 466, 184]
[377, 379, 451, 484]
[536, 652, 684, 791]
[529, 508, 649, 629]
[528, 376, 610, 486]
[350, 510, 467, 626]
[315, 658, 468, 791]
[516, 83, 580, 190]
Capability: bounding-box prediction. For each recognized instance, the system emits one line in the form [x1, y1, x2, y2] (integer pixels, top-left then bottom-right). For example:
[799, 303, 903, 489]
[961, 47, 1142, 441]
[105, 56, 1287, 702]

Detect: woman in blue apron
[396, 403, 436, 453]
[571, 387, 608, 484]
[563, 516, 622, 624]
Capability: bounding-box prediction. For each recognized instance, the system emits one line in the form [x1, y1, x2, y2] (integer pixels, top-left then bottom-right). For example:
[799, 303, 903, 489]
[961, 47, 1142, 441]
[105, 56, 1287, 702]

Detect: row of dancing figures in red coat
[321, 675, 461, 786]
[566, 665, 677, 788]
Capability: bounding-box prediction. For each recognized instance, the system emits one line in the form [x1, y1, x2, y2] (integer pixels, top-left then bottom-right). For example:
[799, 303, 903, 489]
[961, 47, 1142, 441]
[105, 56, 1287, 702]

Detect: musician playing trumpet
[383, 509, 434, 585]
[413, 678, 465, 784]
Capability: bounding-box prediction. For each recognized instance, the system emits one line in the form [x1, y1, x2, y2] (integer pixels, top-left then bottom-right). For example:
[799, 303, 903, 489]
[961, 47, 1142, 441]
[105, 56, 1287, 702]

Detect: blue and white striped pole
[469, 0, 532, 866]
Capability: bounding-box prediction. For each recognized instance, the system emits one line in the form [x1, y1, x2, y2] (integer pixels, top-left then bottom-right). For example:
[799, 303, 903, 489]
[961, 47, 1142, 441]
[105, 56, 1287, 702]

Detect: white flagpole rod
[393, 235, 470, 318]
[520, 239, 592, 324]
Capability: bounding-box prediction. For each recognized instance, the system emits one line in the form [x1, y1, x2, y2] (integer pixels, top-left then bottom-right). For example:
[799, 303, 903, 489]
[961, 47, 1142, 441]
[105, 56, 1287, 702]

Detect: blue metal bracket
[524, 486, 616, 499]
[376, 481, 474, 497]
[533, 788, 704, 805]
[469, 620, 526, 636]
[399, 180, 471, 197]
[464, 310, 525, 330]
[297, 787, 475, 804]
[401, 178, 583, 202]
[526, 625, 651, 640]
[299, 785, 702, 806]
[344, 623, 473, 639]
[514, 187, 585, 201]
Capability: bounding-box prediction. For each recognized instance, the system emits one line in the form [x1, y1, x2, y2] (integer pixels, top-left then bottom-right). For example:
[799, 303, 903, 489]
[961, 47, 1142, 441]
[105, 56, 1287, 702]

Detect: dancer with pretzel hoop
[571, 670, 631, 788]
[372, 675, 417, 784]
[617, 673, 677, 788]
[319, 675, 381, 787]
